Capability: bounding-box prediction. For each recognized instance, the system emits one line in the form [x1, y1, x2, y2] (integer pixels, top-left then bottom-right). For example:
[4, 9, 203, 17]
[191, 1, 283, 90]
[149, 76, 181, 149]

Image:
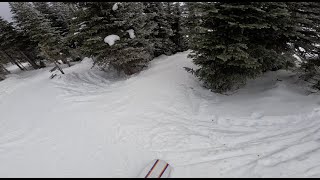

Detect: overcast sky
[0, 2, 13, 22]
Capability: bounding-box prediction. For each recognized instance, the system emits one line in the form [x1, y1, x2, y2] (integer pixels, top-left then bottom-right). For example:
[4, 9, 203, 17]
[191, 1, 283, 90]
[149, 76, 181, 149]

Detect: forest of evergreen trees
[0, 2, 320, 93]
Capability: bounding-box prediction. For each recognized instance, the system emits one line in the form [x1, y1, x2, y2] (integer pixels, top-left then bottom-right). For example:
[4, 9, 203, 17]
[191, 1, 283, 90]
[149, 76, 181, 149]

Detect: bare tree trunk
[17, 59, 27, 70]
[2, 50, 25, 71]
[9, 50, 29, 71]
[19, 50, 40, 69]
[54, 61, 65, 74]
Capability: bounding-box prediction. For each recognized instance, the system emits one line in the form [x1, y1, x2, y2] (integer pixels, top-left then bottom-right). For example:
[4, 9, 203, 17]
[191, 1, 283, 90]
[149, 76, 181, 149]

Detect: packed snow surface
[104, 35, 120, 46]
[0, 51, 320, 177]
[126, 29, 135, 39]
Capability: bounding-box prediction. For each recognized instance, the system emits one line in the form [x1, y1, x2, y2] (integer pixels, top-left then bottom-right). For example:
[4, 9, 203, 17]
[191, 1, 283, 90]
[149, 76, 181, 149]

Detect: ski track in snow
[0, 52, 320, 177]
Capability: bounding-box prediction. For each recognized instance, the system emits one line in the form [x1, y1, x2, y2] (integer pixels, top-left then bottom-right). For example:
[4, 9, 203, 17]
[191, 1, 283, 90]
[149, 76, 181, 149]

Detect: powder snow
[0, 52, 320, 178]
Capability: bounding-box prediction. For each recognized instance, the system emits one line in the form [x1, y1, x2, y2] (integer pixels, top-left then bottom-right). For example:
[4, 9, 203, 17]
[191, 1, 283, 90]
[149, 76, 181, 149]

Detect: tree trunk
[54, 61, 65, 74]
[19, 50, 40, 69]
[2, 50, 25, 71]
[17, 59, 27, 70]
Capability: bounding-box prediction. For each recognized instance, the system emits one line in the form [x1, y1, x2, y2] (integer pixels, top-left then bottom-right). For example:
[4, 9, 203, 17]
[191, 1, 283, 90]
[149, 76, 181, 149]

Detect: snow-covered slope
[0, 52, 320, 177]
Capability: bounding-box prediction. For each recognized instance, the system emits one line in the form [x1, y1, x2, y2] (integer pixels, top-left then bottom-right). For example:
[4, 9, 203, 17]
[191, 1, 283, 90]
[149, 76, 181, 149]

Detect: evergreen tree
[64, 4, 86, 61]
[33, 2, 69, 37]
[187, 2, 295, 93]
[0, 16, 40, 69]
[107, 2, 153, 75]
[170, 2, 188, 52]
[143, 2, 175, 57]
[0, 51, 10, 80]
[245, 2, 295, 72]
[10, 2, 69, 66]
[71, 2, 118, 60]
[287, 2, 320, 58]
[184, 2, 202, 49]
[178, 2, 190, 50]
[72, 2, 152, 75]
[51, 2, 74, 25]
[50, 2, 76, 61]
[287, 2, 320, 91]
[60, 2, 79, 13]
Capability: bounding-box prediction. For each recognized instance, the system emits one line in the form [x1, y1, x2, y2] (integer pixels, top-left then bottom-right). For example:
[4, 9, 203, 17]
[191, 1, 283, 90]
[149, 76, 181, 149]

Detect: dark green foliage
[166, 2, 188, 52]
[71, 2, 152, 75]
[184, 2, 202, 49]
[187, 2, 296, 93]
[143, 2, 176, 57]
[97, 2, 153, 75]
[287, 2, 320, 56]
[0, 16, 40, 69]
[10, 2, 66, 64]
[33, 2, 74, 65]
[0, 17, 18, 57]
[246, 3, 296, 72]
[33, 2, 69, 37]
[3, 0, 320, 94]
[287, 2, 320, 91]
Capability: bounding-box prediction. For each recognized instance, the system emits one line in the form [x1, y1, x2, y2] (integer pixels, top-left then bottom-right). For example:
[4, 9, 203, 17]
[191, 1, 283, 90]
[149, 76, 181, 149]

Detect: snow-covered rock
[104, 35, 120, 46]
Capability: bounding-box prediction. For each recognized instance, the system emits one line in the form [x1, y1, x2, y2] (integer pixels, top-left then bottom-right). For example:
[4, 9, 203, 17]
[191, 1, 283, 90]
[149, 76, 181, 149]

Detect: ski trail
[1, 52, 320, 177]
[55, 53, 320, 177]
[52, 52, 320, 177]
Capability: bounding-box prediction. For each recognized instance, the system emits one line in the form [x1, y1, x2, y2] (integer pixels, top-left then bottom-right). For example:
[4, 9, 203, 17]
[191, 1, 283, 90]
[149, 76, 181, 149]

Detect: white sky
[0, 2, 13, 22]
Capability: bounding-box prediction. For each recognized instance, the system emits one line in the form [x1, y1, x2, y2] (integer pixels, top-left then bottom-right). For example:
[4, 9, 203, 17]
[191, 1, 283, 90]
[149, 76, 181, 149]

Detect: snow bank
[0, 52, 320, 177]
[126, 29, 135, 39]
[104, 35, 120, 46]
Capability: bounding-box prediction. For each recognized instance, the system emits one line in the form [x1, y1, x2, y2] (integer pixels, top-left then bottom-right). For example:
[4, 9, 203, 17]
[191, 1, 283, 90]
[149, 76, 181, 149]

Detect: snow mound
[126, 29, 135, 39]
[104, 35, 120, 46]
[55, 57, 94, 75]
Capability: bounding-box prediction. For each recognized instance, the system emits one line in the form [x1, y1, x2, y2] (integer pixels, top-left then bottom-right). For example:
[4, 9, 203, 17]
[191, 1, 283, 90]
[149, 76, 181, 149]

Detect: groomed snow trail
[0, 52, 320, 177]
